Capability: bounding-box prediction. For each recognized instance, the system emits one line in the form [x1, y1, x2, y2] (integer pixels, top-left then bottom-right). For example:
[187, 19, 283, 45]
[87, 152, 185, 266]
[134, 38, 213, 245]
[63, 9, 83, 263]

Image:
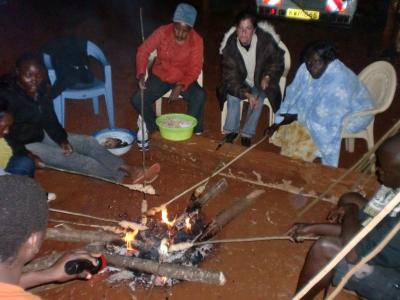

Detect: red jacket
[136, 24, 203, 91]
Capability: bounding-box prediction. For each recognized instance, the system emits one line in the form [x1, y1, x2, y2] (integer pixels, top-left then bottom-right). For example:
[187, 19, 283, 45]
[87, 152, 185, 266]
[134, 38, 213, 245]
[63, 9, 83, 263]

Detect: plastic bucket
[156, 113, 197, 141]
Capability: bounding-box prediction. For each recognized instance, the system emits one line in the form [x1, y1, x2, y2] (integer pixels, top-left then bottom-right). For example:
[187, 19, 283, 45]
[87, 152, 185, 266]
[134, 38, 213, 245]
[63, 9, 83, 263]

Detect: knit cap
[173, 3, 197, 27]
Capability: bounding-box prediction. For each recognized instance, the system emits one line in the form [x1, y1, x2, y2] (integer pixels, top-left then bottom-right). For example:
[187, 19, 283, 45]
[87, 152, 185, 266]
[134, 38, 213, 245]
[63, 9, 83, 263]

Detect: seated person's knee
[338, 192, 367, 209]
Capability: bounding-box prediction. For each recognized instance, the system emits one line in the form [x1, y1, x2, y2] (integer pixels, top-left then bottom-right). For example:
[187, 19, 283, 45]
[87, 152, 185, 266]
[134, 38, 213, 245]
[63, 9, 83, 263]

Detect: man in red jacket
[131, 3, 205, 135]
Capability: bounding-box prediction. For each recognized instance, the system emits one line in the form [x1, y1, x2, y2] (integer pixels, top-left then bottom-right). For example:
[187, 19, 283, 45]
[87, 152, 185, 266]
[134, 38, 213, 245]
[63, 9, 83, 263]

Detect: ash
[106, 210, 213, 287]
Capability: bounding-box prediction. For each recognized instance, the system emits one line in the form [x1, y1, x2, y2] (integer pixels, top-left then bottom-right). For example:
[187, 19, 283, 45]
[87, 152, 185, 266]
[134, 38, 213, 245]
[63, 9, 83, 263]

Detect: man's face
[376, 150, 400, 189]
[173, 22, 191, 43]
[0, 113, 13, 138]
[305, 53, 328, 79]
[16, 60, 46, 98]
[236, 18, 255, 46]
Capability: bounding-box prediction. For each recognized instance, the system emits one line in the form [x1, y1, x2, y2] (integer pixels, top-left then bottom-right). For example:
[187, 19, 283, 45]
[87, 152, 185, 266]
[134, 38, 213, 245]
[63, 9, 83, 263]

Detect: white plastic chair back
[342, 61, 397, 152]
[359, 61, 396, 113]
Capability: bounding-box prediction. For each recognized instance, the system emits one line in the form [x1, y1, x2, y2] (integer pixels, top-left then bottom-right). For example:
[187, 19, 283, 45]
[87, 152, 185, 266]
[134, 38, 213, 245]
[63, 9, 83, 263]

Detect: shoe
[224, 132, 238, 144]
[194, 131, 203, 136]
[46, 192, 57, 202]
[241, 137, 251, 147]
[132, 163, 161, 184]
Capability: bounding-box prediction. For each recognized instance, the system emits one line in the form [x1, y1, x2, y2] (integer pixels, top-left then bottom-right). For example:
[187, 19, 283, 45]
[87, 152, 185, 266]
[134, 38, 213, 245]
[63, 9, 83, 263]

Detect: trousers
[26, 133, 125, 182]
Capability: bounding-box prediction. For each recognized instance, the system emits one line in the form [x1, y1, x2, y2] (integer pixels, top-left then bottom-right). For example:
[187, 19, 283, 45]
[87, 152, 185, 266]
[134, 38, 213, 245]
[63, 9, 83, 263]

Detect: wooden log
[24, 247, 226, 286]
[186, 178, 228, 212]
[102, 252, 225, 285]
[46, 228, 121, 244]
[198, 189, 265, 242]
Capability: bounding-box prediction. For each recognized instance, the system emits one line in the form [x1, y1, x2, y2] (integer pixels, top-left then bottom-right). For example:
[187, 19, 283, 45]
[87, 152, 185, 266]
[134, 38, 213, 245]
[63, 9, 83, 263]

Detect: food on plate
[101, 137, 129, 149]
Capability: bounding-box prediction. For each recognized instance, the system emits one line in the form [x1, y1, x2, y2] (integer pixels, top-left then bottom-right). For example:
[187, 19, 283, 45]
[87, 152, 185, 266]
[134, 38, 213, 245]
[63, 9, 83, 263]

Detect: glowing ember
[161, 208, 176, 227]
[185, 217, 192, 231]
[123, 229, 138, 250]
[155, 276, 168, 286]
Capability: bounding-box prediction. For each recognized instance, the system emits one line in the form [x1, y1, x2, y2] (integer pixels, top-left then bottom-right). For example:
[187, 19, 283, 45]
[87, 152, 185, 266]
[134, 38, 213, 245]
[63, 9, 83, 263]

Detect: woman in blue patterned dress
[266, 41, 374, 167]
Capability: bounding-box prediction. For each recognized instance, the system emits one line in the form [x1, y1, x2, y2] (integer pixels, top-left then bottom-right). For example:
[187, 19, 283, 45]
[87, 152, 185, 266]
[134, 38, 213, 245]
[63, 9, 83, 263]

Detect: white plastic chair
[342, 61, 397, 152]
[43, 41, 114, 128]
[220, 40, 291, 132]
[146, 50, 203, 117]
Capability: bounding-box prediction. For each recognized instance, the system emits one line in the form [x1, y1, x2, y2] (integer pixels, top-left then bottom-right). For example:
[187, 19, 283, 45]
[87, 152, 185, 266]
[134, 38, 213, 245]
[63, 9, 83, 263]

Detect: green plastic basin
[156, 113, 198, 141]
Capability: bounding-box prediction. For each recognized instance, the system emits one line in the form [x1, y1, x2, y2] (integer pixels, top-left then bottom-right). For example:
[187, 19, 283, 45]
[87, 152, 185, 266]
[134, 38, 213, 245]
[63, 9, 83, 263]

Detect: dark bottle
[64, 255, 106, 275]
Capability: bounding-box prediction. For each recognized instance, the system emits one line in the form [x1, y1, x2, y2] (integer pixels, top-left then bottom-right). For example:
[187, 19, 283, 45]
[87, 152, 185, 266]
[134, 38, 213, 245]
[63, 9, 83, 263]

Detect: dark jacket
[0, 75, 68, 155]
[217, 23, 284, 112]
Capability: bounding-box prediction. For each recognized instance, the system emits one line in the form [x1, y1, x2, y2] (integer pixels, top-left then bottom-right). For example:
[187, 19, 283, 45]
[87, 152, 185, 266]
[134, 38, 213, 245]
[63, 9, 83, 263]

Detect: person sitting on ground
[266, 40, 375, 167]
[287, 133, 400, 299]
[0, 96, 35, 177]
[0, 175, 100, 299]
[217, 10, 284, 147]
[0, 53, 160, 184]
[131, 2, 205, 135]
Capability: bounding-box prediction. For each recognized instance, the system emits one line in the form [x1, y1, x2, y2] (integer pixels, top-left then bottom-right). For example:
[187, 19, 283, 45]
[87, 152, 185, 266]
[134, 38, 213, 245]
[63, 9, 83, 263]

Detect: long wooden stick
[49, 208, 121, 224]
[293, 192, 400, 300]
[147, 135, 269, 215]
[169, 235, 318, 252]
[219, 172, 338, 204]
[298, 120, 400, 218]
[49, 218, 117, 230]
[43, 164, 156, 195]
[195, 235, 318, 246]
[326, 220, 400, 300]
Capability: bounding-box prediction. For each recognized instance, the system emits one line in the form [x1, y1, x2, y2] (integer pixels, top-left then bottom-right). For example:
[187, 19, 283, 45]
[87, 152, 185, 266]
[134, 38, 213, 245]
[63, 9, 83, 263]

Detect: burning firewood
[23, 245, 226, 286]
[102, 252, 226, 286]
[186, 178, 228, 212]
[41, 188, 265, 289]
[198, 189, 265, 241]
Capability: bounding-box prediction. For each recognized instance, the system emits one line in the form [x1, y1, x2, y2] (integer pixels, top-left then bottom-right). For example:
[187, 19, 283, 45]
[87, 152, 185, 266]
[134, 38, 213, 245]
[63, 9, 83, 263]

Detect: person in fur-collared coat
[217, 11, 284, 147]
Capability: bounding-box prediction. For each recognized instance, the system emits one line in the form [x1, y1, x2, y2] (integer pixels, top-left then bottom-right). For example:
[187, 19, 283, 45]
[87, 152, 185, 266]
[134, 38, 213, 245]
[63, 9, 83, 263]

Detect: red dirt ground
[1, 1, 398, 299]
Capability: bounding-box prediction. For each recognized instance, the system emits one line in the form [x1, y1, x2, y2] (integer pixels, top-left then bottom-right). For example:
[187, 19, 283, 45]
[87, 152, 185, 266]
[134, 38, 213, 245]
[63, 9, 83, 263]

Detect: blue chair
[43, 41, 115, 128]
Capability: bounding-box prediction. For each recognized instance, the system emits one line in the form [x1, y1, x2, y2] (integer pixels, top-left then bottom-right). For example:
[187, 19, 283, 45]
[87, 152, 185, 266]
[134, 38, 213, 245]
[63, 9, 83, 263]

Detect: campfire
[27, 179, 266, 289]
[106, 205, 213, 287]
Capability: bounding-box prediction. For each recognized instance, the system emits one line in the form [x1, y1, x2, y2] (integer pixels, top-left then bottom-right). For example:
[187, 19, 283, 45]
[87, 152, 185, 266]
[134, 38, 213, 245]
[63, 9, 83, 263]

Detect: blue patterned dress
[275, 59, 374, 167]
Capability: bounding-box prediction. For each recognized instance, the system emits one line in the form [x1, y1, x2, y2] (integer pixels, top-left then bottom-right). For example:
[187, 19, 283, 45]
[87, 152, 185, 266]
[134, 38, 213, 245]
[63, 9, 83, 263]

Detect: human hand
[327, 206, 346, 224]
[169, 84, 183, 102]
[247, 94, 258, 109]
[60, 141, 73, 156]
[286, 223, 316, 242]
[48, 251, 102, 282]
[138, 74, 146, 90]
[261, 75, 270, 90]
[264, 123, 279, 137]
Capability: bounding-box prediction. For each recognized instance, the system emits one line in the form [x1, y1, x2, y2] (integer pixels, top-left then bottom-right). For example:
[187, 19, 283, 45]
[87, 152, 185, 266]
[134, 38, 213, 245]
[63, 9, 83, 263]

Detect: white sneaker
[47, 192, 57, 202]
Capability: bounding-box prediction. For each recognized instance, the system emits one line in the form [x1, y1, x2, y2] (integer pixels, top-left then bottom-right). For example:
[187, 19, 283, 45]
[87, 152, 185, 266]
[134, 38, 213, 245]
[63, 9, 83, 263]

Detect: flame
[159, 238, 169, 257]
[123, 229, 138, 250]
[185, 217, 192, 231]
[159, 276, 168, 285]
[161, 208, 176, 227]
